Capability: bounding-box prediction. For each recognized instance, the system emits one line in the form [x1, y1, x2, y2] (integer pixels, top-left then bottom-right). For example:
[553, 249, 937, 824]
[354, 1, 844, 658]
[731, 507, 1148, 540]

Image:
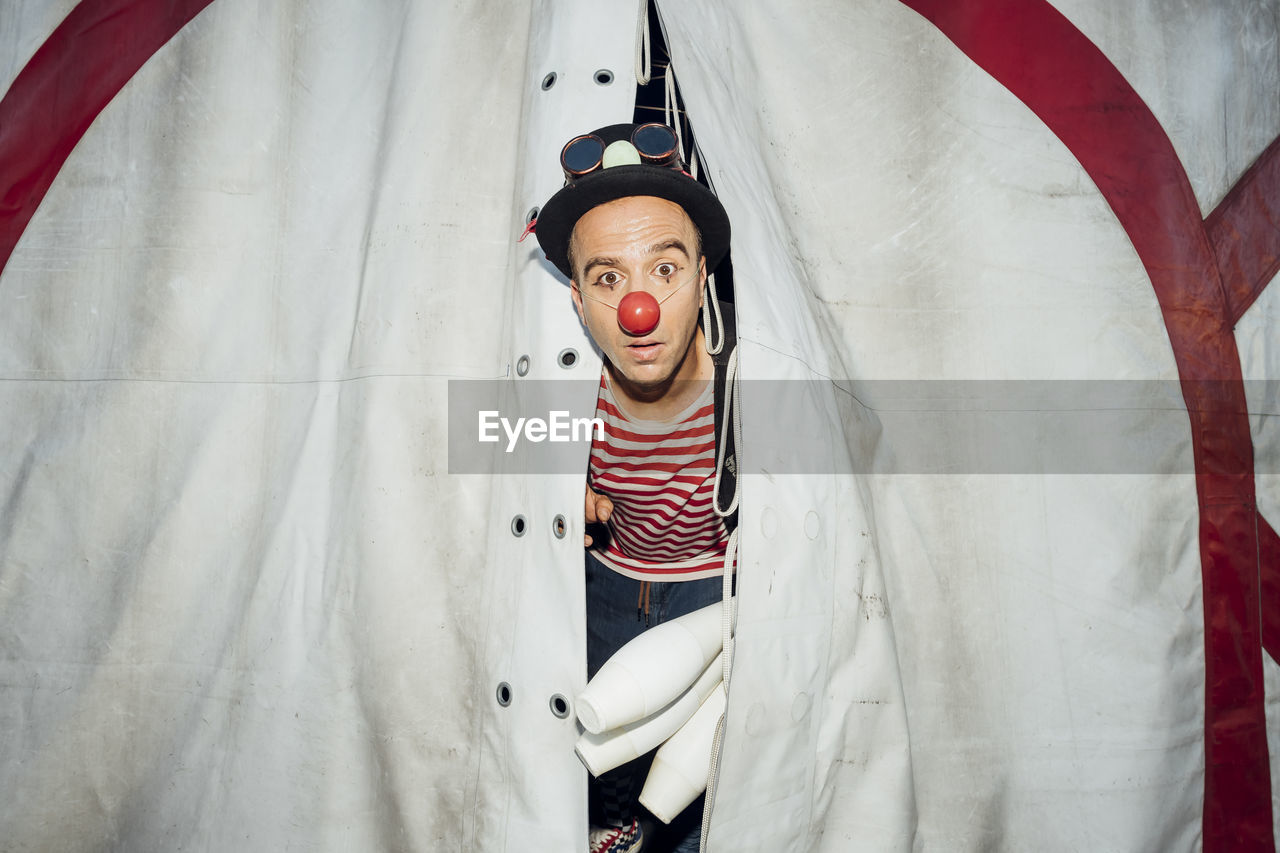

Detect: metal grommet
[552, 515, 567, 539]
[549, 693, 571, 719]
[541, 72, 557, 90]
[526, 206, 539, 223]
[557, 348, 578, 369]
[511, 515, 527, 537]
[496, 682, 513, 707]
[516, 355, 530, 377]
[594, 69, 614, 86]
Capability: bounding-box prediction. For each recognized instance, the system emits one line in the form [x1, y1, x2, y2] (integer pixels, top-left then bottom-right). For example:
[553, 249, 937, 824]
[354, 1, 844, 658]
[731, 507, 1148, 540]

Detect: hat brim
[536, 165, 731, 280]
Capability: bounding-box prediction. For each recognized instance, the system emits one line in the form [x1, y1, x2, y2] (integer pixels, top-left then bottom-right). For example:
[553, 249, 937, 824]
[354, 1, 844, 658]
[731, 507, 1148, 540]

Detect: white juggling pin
[638, 682, 727, 824]
[575, 652, 723, 777]
[576, 598, 727, 734]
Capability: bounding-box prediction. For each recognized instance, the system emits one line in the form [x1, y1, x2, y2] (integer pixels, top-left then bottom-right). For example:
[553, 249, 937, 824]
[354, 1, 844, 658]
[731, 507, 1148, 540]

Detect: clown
[537, 122, 738, 853]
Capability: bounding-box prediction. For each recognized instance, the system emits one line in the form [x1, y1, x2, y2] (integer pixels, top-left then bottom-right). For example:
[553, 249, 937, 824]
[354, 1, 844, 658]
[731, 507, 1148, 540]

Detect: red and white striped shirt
[588, 371, 731, 581]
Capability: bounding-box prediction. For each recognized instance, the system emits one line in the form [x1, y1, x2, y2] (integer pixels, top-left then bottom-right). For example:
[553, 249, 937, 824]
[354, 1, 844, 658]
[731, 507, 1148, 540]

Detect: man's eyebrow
[647, 239, 691, 259]
[580, 241, 692, 280]
[581, 256, 623, 279]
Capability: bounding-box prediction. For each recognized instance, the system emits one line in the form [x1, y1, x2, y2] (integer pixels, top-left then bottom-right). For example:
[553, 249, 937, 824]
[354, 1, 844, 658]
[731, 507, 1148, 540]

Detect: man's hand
[584, 485, 613, 547]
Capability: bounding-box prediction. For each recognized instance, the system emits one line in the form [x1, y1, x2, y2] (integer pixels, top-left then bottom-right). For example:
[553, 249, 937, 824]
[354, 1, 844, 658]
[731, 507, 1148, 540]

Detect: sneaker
[589, 817, 643, 853]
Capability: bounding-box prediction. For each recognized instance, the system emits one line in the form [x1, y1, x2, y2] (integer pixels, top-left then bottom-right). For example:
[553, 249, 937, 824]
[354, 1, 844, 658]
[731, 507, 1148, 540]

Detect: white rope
[720, 528, 738, 684]
[664, 65, 679, 140]
[700, 525, 738, 850]
[700, 710, 726, 848]
[634, 0, 651, 85]
[702, 279, 725, 355]
[701, 285, 738, 847]
[711, 345, 739, 517]
[664, 66, 687, 167]
[642, 1, 700, 182]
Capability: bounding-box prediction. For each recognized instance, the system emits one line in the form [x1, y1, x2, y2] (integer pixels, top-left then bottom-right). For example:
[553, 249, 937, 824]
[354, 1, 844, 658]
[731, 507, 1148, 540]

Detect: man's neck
[607, 326, 713, 422]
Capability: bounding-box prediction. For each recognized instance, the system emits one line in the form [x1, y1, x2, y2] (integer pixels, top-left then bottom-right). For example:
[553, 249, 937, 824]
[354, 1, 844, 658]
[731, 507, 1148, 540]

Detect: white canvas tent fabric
[1, 1, 1277, 852]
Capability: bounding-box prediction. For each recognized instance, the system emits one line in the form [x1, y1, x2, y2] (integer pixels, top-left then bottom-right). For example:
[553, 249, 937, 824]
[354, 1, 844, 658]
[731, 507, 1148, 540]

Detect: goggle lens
[632, 123, 679, 164]
[561, 135, 605, 177]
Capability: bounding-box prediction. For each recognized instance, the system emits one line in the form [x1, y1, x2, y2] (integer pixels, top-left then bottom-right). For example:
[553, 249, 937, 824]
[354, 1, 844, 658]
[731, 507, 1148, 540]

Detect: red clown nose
[616, 291, 661, 336]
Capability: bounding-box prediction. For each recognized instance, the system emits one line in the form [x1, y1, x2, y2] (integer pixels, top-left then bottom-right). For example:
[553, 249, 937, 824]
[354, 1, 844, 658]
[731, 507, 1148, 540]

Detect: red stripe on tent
[1205, 135, 1280, 324]
[1261, 515, 1280, 663]
[0, 0, 217, 277]
[897, 1, 1273, 849]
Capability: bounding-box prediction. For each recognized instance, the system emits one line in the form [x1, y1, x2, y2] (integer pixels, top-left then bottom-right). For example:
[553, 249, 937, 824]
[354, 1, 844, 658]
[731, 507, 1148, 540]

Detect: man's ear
[570, 281, 586, 324]
[697, 257, 707, 308]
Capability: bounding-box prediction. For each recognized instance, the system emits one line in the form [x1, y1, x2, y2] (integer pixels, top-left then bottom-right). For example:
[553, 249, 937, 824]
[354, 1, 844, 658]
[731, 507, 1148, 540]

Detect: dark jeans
[585, 550, 724, 853]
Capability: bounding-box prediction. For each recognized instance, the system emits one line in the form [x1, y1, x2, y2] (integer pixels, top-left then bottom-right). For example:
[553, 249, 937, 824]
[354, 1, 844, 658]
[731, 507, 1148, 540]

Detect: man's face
[570, 196, 707, 395]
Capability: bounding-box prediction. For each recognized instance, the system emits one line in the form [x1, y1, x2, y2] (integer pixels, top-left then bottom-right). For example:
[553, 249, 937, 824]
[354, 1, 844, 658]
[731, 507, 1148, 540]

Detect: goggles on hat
[560, 122, 682, 181]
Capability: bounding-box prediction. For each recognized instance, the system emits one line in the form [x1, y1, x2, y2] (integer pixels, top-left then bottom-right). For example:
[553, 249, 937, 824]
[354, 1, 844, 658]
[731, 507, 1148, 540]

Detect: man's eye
[597, 272, 621, 286]
[655, 263, 677, 278]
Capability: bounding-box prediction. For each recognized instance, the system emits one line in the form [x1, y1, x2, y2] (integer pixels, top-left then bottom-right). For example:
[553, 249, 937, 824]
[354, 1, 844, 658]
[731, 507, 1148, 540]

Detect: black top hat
[535, 123, 731, 280]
